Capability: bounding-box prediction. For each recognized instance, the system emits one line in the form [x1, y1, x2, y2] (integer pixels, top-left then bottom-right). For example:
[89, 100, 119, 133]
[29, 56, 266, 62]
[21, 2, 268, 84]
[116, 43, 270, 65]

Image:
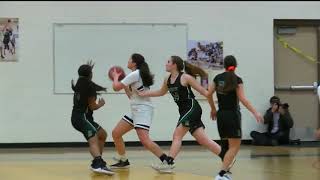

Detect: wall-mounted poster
[187, 40, 223, 70]
[0, 18, 18, 62]
[187, 40, 224, 100]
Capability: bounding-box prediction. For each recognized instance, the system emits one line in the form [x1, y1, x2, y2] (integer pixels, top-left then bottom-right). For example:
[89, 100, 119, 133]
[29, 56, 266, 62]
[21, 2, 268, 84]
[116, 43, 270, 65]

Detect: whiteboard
[53, 23, 188, 94]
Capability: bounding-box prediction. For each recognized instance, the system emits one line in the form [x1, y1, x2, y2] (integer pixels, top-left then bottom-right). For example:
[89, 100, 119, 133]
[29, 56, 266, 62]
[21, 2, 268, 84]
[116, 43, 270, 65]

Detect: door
[274, 24, 319, 141]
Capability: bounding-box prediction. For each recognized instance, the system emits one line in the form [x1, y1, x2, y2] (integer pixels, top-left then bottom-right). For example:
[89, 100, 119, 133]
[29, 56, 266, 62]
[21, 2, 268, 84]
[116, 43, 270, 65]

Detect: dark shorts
[177, 99, 205, 134]
[217, 109, 242, 139]
[71, 110, 100, 140]
[86, 114, 101, 131]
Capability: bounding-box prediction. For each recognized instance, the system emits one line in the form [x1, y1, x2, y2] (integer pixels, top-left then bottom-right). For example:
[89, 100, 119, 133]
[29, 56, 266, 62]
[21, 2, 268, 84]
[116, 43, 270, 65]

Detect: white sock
[117, 154, 127, 161]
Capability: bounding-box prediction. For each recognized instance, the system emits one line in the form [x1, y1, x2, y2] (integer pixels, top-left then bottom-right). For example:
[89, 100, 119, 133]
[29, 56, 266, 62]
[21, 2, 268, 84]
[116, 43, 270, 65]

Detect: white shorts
[122, 104, 153, 130]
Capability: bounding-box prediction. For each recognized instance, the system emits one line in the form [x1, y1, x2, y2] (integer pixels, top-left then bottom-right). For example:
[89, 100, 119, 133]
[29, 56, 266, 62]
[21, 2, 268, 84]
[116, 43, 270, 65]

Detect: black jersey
[213, 72, 243, 110]
[167, 73, 196, 109]
[72, 77, 97, 112]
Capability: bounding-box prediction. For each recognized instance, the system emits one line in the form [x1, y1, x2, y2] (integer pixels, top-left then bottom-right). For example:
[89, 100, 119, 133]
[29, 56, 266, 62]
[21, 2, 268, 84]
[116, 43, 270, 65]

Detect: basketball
[108, 66, 126, 81]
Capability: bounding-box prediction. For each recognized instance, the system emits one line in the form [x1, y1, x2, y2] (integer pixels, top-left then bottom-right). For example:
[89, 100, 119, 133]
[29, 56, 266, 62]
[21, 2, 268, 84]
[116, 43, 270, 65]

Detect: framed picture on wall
[0, 18, 18, 62]
[187, 40, 224, 100]
[187, 40, 223, 70]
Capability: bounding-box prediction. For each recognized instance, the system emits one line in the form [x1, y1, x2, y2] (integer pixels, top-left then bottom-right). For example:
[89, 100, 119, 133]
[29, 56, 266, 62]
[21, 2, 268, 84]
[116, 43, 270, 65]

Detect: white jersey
[121, 69, 153, 107]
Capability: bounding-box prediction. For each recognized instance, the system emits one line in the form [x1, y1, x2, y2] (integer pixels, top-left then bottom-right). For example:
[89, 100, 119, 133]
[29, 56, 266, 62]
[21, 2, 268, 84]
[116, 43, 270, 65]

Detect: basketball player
[139, 56, 225, 173]
[71, 61, 108, 156]
[207, 55, 263, 180]
[71, 62, 114, 175]
[110, 53, 169, 169]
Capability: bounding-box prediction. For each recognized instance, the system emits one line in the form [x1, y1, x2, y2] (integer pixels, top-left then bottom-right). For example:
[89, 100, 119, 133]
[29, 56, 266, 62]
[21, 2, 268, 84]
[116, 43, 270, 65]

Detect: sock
[117, 154, 128, 161]
[159, 153, 168, 162]
[166, 156, 175, 165]
[219, 170, 227, 177]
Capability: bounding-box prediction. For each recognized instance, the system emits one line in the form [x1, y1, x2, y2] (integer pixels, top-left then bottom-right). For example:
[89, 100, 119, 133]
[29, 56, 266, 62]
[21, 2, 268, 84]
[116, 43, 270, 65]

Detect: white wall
[1, 1, 320, 143]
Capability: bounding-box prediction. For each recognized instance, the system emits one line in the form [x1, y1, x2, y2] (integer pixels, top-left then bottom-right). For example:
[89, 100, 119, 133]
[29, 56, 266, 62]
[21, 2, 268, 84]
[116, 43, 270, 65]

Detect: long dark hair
[223, 55, 238, 92]
[171, 55, 208, 78]
[131, 53, 154, 87]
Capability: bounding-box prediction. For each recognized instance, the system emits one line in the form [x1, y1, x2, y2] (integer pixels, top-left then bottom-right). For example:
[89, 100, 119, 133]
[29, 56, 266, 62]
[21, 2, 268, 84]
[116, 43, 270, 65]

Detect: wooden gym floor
[0, 145, 319, 180]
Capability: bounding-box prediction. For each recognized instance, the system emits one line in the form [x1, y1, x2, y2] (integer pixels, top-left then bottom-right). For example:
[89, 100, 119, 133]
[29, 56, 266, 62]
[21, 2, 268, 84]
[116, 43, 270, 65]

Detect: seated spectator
[250, 96, 294, 146]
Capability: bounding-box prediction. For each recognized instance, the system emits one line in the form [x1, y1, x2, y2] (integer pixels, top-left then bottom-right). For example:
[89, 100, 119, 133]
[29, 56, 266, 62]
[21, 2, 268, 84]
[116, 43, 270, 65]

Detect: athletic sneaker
[215, 172, 232, 180]
[90, 166, 115, 175]
[110, 159, 130, 169]
[151, 161, 175, 173]
[90, 158, 115, 175]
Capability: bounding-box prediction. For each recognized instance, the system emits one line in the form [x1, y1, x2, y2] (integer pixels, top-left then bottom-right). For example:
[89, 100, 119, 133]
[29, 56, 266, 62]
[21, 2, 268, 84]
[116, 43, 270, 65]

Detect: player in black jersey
[208, 55, 263, 180]
[71, 61, 114, 175]
[140, 56, 222, 173]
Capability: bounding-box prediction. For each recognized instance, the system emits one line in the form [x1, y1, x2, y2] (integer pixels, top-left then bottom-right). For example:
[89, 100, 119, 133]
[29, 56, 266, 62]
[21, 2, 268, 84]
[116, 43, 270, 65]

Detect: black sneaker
[110, 159, 130, 169]
[90, 157, 115, 175]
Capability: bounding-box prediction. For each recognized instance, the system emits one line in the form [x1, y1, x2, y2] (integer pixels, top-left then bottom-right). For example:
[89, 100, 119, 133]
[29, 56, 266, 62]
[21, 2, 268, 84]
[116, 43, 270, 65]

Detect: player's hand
[112, 69, 121, 80]
[210, 109, 217, 121]
[254, 112, 264, 123]
[98, 98, 105, 106]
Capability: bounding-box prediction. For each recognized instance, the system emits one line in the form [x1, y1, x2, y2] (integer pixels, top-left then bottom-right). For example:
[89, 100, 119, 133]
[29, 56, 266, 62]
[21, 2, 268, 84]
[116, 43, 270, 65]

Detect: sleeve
[88, 83, 97, 98]
[263, 108, 273, 125]
[213, 75, 218, 87]
[121, 70, 140, 86]
[237, 76, 243, 85]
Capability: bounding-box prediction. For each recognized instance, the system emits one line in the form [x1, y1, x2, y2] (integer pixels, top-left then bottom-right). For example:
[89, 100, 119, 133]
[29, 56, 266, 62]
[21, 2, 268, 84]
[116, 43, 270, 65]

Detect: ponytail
[223, 55, 238, 92]
[184, 61, 208, 79]
[131, 53, 154, 87]
[171, 56, 208, 78]
[139, 61, 154, 87]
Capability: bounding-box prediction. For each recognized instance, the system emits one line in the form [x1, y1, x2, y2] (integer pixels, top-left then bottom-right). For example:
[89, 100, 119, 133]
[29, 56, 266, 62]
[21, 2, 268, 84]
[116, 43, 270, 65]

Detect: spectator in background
[250, 96, 294, 146]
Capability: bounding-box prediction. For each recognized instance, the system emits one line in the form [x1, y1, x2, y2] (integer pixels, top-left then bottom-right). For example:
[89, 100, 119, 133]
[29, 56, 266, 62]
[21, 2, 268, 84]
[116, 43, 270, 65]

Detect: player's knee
[196, 138, 207, 146]
[112, 129, 121, 139]
[137, 130, 151, 146]
[98, 129, 107, 141]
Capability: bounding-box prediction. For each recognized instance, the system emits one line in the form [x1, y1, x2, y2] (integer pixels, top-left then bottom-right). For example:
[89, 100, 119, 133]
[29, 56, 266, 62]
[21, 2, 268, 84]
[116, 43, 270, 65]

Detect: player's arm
[182, 74, 208, 97]
[88, 97, 105, 111]
[139, 76, 169, 97]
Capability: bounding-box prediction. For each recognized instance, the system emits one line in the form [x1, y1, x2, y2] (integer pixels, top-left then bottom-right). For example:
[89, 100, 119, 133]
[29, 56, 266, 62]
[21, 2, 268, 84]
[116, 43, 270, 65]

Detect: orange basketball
[108, 66, 126, 81]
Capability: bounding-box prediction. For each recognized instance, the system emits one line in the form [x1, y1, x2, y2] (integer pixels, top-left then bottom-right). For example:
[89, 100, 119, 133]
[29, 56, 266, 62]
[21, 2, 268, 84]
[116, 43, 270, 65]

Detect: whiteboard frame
[52, 23, 188, 94]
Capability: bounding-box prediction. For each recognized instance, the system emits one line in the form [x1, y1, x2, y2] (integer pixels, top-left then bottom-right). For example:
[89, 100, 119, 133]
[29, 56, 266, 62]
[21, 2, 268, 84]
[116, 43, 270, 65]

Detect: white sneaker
[151, 161, 175, 173]
[215, 173, 232, 180]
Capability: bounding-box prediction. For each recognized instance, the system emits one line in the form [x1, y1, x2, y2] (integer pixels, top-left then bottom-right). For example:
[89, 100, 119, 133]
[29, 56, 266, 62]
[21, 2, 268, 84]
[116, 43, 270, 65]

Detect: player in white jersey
[110, 53, 170, 169]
